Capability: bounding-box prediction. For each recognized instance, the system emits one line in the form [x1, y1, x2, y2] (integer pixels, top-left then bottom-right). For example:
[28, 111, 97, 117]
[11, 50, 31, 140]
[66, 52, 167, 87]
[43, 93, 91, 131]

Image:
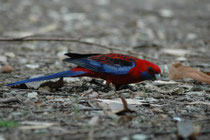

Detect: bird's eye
[148, 67, 154, 73]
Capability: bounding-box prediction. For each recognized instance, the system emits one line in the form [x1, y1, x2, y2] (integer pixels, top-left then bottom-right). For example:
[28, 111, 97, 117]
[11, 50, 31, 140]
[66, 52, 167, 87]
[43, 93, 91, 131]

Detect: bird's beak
[154, 74, 161, 80]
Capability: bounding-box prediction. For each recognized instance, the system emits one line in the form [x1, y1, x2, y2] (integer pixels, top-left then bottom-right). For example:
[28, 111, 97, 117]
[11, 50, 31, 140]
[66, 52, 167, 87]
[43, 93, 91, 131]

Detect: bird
[7, 53, 161, 90]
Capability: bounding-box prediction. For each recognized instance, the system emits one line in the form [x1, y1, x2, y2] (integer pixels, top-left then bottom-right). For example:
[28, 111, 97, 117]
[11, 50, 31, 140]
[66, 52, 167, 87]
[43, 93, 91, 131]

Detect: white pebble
[159, 9, 174, 18]
[4, 52, 15, 58]
[27, 92, 38, 99]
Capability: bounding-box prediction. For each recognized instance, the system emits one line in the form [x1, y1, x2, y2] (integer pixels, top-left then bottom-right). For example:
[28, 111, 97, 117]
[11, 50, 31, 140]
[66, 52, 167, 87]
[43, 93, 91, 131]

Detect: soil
[0, 0, 210, 140]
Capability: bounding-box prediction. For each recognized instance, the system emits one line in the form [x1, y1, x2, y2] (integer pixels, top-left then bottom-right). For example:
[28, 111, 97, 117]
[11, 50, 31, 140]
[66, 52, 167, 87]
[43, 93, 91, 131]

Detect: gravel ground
[0, 0, 210, 140]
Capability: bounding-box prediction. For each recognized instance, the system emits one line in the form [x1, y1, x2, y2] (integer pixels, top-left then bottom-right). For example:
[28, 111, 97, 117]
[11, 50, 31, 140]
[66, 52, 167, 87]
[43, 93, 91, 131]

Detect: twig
[99, 91, 116, 98]
[0, 105, 19, 108]
[87, 101, 97, 109]
[0, 36, 167, 62]
[0, 97, 20, 104]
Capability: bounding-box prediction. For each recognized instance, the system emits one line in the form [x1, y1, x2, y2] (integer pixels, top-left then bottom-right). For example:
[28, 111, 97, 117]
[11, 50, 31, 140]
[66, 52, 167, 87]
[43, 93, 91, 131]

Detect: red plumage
[70, 53, 161, 87]
[8, 53, 161, 90]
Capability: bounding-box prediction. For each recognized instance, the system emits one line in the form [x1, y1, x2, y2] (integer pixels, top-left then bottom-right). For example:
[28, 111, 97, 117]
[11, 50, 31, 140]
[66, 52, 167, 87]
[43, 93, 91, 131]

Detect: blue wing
[64, 54, 136, 75]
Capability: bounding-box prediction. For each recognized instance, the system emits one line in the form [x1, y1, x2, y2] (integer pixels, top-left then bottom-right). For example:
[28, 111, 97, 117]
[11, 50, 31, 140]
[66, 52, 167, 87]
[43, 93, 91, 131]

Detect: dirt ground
[0, 0, 210, 140]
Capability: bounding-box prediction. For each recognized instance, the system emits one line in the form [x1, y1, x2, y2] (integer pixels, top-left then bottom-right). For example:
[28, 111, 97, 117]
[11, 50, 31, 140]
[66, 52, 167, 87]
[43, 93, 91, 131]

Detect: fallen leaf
[11, 78, 64, 90]
[169, 63, 210, 84]
[39, 77, 64, 90]
[201, 71, 210, 76]
[10, 83, 28, 89]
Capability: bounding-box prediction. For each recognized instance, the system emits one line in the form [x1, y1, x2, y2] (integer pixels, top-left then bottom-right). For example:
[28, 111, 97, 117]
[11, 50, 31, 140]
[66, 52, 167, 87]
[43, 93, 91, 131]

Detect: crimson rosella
[8, 53, 161, 90]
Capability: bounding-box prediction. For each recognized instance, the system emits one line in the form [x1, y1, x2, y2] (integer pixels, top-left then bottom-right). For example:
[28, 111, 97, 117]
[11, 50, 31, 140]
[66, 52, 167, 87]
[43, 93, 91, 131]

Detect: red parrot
[8, 53, 161, 90]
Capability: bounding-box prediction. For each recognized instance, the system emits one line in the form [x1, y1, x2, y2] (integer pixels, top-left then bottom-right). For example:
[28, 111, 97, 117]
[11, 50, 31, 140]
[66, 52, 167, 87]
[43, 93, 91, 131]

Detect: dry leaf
[169, 63, 210, 84]
[39, 77, 64, 90]
[11, 78, 64, 90]
[201, 71, 210, 76]
[10, 83, 28, 89]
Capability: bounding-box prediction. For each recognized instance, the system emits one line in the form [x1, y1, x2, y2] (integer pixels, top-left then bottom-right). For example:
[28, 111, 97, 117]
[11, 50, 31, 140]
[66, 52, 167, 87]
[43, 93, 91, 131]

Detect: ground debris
[177, 120, 200, 140]
[0, 97, 20, 104]
[1, 0, 210, 140]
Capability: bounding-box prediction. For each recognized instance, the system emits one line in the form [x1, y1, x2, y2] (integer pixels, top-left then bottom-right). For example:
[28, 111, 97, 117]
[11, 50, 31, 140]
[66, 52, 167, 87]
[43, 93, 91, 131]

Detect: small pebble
[25, 64, 40, 69]
[159, 9, 174, 18]
[4, 52, 15, 58]
[88, 116, 99, 126]
[0, 56, 7, 63]
[186, 91, 204, 96]
[88, 92, 99, 98]
[132, 134, 148, 140]
[27, 92, 38, 99]
[121, 92, 130, 98]
[18, 58, 27, 64]
[153, 107, 164, 113]
[158, 114, 167, 119]
[1, 65, 13, 73]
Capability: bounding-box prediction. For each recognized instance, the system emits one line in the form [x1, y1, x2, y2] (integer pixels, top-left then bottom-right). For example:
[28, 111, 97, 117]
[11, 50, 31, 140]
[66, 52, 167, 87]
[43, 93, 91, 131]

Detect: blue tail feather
[7, 70, 86, 87]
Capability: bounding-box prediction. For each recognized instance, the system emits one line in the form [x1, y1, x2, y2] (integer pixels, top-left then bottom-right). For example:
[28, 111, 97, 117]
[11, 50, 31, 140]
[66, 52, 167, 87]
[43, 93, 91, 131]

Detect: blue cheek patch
[141, 71, 153, 80]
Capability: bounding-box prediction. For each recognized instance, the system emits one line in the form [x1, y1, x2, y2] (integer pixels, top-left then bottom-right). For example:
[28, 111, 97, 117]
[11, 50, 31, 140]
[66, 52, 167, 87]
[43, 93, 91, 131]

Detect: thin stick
[0, 36, 166, 62]
[0, 97, 20, 104]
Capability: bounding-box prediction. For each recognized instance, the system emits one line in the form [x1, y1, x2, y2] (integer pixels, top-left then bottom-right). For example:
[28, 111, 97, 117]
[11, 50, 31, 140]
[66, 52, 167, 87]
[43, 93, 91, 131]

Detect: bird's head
[140, 60, 161, 81]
